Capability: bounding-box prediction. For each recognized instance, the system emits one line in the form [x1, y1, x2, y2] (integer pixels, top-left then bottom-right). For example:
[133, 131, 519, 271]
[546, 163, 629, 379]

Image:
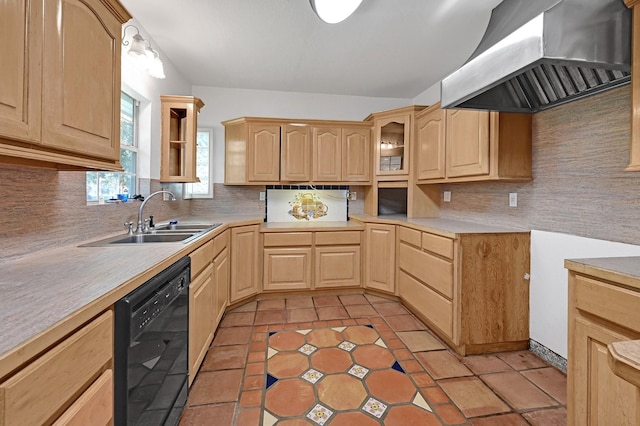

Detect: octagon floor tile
[330, 411, 380, 426]
[352, 344, 396, 370]
[268, 352, 309, 378]
[306, 328, 343, 347]
[384, 405, 442, 426]
[310, 347, 353, 374]
[343, 325, 379, 344]
[268, 331, 306, 351]
[365, 369, 417, 404]
[317, 374, 368, 410]
[264, 379, 315, 417]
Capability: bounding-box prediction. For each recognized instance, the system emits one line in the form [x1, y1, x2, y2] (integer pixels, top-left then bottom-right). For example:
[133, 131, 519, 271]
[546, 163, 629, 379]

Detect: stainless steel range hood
[440, 0, 631, 113]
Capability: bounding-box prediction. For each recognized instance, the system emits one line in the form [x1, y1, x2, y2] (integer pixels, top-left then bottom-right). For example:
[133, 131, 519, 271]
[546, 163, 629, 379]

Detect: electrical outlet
[348, 191, 357, 201]
[509, 192, 518, 207]
[259, 191, 266, 201]
[443, 191, 451, 202]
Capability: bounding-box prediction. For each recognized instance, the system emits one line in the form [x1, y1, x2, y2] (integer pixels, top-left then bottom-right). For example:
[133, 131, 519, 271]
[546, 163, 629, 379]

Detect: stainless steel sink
[80, 223, 222, 247]
[154, 223, 222, 232]
[109, 233, 197, 244]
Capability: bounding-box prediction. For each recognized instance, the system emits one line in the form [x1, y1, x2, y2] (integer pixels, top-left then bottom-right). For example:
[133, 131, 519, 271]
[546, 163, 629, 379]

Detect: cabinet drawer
[398, 243, 453, 298]
[213, 230, 229, 258]
[574, 274, 640, 332]
[398, 271, 453, 339]
[398, 226, 421, 247]
[315, 231, 361, 245]
[190, 239, 214, 277]
[53, 369, 113, 426]
[263, 232, 313, 247]
[422, 232, 454, 260]
[0, 311, 113, 426]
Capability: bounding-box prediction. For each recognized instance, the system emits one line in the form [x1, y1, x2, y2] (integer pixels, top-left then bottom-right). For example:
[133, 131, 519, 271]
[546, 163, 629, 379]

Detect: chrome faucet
[135, 190, 176, 234]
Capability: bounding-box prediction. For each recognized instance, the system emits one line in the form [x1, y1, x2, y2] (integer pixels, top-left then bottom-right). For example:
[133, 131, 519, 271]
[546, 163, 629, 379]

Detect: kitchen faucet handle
[143, 218, 151, 234]
[124, 222, 134, 235]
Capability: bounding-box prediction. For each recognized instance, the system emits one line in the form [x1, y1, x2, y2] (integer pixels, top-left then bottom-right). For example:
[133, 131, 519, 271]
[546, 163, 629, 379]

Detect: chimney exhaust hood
[440, 0, 631, 113]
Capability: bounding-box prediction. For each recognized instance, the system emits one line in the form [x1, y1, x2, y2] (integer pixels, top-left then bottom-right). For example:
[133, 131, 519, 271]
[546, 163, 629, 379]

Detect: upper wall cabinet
[415, 103, 532, 184]
[223, 117, 371, 185]
[0, 0, 131, 170]
[160, 95, 205, 183]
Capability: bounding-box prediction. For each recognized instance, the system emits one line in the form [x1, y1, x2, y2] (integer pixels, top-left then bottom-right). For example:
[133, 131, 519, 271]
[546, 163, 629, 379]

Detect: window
[184, 129, 214, 199]
[87, 92, 138, 203]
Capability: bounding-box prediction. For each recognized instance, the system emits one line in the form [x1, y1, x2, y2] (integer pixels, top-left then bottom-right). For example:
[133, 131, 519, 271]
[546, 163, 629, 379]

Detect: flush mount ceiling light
[310, 0, 364, 24]
[122, 25, 166, 79]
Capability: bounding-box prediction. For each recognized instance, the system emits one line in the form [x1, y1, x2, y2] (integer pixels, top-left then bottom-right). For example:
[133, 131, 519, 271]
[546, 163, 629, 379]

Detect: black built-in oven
[114, 257, 190, 426]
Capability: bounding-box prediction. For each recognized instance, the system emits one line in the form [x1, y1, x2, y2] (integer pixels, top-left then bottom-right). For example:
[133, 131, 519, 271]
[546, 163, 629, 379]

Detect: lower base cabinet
[314, 245, 361, 288]
[364, 223, 396, 293]
[230, 225, 260, 303]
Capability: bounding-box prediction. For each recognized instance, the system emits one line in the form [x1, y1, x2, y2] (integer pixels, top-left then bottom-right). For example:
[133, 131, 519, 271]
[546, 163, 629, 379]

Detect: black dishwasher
[114, 256, 190, 426]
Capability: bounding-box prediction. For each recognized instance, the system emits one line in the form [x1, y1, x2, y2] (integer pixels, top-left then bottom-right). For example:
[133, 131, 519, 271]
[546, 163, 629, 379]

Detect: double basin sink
[82, 223, 222, 246]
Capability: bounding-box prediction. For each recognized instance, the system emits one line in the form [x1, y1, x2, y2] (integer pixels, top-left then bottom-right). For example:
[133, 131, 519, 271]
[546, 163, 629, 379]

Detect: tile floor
[180, 294, 567, 425]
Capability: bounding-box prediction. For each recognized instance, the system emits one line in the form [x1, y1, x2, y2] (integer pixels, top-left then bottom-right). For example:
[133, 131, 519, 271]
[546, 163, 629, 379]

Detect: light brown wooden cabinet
[314, 231, 361, 289]
[415, 103, 532, 184]
[160, 95, 205, 183]
[0, 0, 130, 170]
[312, 126, 371, 183]
[364, 223, 396, 294]
[281, 124, 312, 182]
[213, 232, 230, 327]
[372, 112, 412, 177]
[230, 225, 260, 302]
[566, 265, 640, 425]
[0, 310, 113, 425]
[397, 226, 530, 356]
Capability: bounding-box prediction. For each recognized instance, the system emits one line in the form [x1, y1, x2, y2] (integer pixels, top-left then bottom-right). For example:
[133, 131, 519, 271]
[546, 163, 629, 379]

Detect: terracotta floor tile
[421, 386, 451, 405]
[306, 328, 343, 347]
[385, 314, 427, 331]
[397, 330, 446, 352]
[252, 332, 267, 342]
[268, 352, 310, 377]
[269, 330, 306, 351]
[401, 359, 424, 373]
[411, 372, 436, 387]
[179, 403, 235, 426]
[366, 369, 417, 404]
[247, 351, 265, 363]
[313, 295, 342, 307]
[393, 348, 414, 360]
[200, 344, 248, 371]
[239, 389, 262, 407]
[415, 350, 473, 379]
[242, 375, 264, 390]
[318, 373, 368, 410]
[287, 307, 318, 322]
[188, 369, 243, 406]
[482, 371, 559, 410]
[327, 319, 343, 327]
[219, 311, 255, 327]
[316, 306, 349, 320]
[385, 405, 442, 426]
[439, 377, 510, 418]
[521, 367, 567, 404]
[312, 320, 328, 328]
[310, 347, 353, 373]
[330, 411, 380, 426]
[257, 299, 286, 311]
[339, 294, 370, 305]
[245, 362, 265, 376]
[235, 408, 261, 426]
[264, 378, 316, 417]
[462, 354, 513, 375]
[213, 326, 252, 346]
[296, 321, 314, 329]
[342, 318, 358, 325]
[374, 302, 409, 316]
[286, 296, 314, 309]
[385, 338, 406, 349]
[253, 325, 268, 332]
[278, 419, 315, 426]
[231, 301, 257, 312]
[254, 310, 287, 325]
[343, 325, 379, 344]
[345, 304, 378, 318]
[497, 350, 549, 370]
[365, 293, 393, 304]
[435, 403, 466, 425]
[470, 413, 530, 426]
[353, 344, 396, 369]
[522, 407, 567, 426]
[250, 341, 267, 352]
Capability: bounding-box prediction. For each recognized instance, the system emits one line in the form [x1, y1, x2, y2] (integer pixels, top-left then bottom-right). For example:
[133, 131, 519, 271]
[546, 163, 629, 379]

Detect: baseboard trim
[529, 339, 567, 373]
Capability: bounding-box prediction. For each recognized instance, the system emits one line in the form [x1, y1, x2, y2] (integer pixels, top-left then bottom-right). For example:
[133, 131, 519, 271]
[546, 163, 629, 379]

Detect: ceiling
[120, 0, 504, 99]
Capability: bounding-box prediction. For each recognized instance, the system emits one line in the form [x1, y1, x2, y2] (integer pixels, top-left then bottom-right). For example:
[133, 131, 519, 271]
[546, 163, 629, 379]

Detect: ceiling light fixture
[310, 0, 364, 24]
[122, 25, 166, 79]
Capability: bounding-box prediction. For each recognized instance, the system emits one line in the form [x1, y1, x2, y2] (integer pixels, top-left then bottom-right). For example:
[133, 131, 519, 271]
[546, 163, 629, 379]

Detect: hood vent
[440, 0, 631, 113]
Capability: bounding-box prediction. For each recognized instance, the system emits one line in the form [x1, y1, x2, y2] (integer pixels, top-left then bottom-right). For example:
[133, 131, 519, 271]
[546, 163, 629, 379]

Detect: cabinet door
[189, 263, 215, 383]
[281, 124, 311, 181]
[230, 225, 260, 302]
[571, 316, 640, 425]
[445, 109, 490, 178]
[364, 224, 395, 293]
[313, 127, 341, 182]
[248, 124, 280, 182]
[160, 96, 203, 183]
[264, 248, 312, 291]
[375, 115, 410, 176]
[314, 246, 361, 288]
[41, 0, 122, 161]
[0, 0, 41, 144]
[416, 107, 446, 180]
[214, 247, 230, 326]
[342, 127, 371, 182]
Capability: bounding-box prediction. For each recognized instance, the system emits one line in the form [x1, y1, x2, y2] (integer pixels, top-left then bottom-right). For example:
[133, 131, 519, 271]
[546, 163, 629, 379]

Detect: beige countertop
[350, 214, 529, 238]
[565, 256, 640, 292]
[261, 221, 364, 232]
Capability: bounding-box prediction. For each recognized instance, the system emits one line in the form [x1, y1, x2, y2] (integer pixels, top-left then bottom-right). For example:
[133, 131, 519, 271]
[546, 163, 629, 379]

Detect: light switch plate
[259, 192, 266, 201]
[443, 191, 451, 202]
[509, 192, 518, 207]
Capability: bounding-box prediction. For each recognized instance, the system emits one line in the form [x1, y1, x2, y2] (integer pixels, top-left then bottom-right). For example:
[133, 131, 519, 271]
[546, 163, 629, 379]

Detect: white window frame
[184, 128, 214, 199]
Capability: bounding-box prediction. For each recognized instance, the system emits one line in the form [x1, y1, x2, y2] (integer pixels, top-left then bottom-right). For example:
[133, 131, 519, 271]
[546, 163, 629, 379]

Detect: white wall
[192, 86, 412, 183]
[412, 82, 441, 105]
